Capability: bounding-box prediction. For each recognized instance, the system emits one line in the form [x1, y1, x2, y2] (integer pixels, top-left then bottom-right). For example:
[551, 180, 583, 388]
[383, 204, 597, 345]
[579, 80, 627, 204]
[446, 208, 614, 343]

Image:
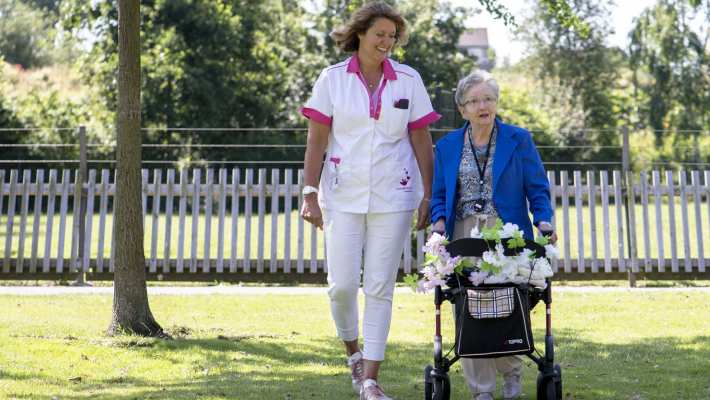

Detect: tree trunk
[107, 0, 165, 337]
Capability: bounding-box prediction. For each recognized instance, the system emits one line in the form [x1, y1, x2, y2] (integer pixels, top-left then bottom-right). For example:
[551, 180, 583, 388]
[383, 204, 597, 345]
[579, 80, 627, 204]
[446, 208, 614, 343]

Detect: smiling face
[357, 17, 397, 63]
[458, 82, 498, 126]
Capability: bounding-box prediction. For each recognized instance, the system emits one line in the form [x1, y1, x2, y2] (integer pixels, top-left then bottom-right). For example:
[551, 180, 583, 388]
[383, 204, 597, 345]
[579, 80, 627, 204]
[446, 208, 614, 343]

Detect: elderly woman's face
[357, 18, 397, 63]
[459, 83, 497, 126]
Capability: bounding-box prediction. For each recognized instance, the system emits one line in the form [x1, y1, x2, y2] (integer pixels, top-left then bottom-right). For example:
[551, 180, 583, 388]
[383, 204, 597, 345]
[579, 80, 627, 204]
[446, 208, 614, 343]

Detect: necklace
[361, 72, 381, 90]
[467, 125, 495, 187]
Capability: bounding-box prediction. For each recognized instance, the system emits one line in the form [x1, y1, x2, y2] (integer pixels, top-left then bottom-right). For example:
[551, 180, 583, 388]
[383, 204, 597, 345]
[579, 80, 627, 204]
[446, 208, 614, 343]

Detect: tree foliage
[0, 1, 54, 68]
[2, 0, 704, 168]
[23, 0, 61, 14]
[0, 63, 22, 160]
[63, 0, 323, 129]
[57, 0, 328, 164]
[629, 0, 709, 147]
[538, 0, 590, 37]
[397, 0, 475, 91]
[54, 0, 481, 163]
[517, 0, 622, 164]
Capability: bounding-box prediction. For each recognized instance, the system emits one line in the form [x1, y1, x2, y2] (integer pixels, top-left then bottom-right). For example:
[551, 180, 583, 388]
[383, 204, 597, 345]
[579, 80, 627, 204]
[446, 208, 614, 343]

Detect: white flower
[482, 250, 501, 267]
[468, 271, 487, 286]
[500, 259, 519, 280]
[511, 248, 531, 268]
[495, 242, 505, 255]
[532, 257, 554, 278]
[528, 278, 547, 288]
[484, 274, 508, 284]
[500, 223, 521, 239]
[470, 226, 482, 238]
[413, 217, 555, 293]
[519, 247, 535, 259]
[544, 244, 560, 260]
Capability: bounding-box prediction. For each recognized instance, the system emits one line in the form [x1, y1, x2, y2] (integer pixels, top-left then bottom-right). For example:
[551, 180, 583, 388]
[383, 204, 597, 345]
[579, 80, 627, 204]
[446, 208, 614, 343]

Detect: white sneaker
[360, 379, 393, 400]
[503, 372, 522, 399]
[347, 351, 364, 394]
[474, 393, 494, 400]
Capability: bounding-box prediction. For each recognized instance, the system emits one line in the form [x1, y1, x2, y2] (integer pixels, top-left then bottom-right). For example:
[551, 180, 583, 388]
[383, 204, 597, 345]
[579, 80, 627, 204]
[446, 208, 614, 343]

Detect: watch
[302, 185, 319, 196]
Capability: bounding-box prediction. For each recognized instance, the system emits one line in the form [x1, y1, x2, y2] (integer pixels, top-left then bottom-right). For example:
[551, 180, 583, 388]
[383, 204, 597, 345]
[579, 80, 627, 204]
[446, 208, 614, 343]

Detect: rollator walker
[423, 237, 562, 400]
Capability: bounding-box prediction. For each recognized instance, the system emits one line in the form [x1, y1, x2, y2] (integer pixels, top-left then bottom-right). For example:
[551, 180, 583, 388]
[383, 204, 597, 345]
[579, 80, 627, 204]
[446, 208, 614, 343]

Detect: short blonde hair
[330, 1, 409, 52]
[455, 70, 500, 106]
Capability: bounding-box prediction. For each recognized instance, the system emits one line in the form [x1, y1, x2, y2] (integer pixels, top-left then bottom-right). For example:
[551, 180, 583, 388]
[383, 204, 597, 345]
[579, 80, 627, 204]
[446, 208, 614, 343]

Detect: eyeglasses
[461, 96, 497, 108]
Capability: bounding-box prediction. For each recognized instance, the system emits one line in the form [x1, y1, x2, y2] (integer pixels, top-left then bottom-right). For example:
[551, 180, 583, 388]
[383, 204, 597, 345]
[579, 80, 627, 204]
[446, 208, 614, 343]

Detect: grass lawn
[0, 290, 708, 399]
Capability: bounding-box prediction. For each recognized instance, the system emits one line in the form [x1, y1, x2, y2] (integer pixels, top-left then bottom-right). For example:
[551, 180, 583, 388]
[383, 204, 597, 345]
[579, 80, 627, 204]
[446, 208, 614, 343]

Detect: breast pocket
[384, 105, 409, 140]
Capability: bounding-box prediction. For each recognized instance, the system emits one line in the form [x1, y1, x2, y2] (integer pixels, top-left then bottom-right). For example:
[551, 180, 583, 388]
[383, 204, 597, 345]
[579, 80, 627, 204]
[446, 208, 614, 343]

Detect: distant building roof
[457, 28, 489, 48]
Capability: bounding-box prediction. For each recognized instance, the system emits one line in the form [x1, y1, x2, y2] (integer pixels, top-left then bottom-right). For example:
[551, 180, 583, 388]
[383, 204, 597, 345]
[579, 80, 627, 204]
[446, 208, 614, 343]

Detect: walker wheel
[536, 364, 562, 400]
[423, 365, 450, 400]
[424, 365, 433, 400]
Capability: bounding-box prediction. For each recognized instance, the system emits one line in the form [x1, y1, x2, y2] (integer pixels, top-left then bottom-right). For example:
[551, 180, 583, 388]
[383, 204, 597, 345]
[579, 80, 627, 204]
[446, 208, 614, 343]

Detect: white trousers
[322, 209, 413, 361]
[453, 214, 523, 395]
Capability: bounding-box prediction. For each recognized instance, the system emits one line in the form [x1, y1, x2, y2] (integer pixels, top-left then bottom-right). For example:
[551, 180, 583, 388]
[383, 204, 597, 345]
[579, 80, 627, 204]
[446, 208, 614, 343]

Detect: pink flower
[436, 246, 450, 259]
[437, 261, 454, 276]
[423, 278, 446, 289]
[415, 279, 429, 293]
[329, 156, 341, 165]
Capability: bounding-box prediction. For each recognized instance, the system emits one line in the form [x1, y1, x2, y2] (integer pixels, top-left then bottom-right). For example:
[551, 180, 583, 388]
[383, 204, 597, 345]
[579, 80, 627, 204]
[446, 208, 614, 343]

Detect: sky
[450, 0, 659, 64]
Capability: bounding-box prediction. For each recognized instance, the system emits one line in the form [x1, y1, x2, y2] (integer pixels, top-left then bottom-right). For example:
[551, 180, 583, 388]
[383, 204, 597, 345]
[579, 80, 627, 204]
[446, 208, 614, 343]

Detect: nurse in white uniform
[300, 2, 440, 399]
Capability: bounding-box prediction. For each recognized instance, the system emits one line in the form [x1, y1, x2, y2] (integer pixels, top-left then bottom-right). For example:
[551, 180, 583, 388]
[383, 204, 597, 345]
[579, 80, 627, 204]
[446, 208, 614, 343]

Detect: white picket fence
[0, 168, 708, 279]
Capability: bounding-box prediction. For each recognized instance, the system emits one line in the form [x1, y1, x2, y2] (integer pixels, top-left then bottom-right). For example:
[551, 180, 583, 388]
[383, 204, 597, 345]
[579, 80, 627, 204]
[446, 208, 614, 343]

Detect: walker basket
[452, 284, 534, 358]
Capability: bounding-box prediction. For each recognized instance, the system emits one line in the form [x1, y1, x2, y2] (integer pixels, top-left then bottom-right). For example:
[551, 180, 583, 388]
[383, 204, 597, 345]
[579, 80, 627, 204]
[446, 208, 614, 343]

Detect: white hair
[455, 70, 500, 106]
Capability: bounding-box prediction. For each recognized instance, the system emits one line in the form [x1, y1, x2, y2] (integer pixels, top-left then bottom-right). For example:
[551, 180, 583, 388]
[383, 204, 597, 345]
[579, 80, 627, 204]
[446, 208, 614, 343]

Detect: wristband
[302, 185, 319, 196]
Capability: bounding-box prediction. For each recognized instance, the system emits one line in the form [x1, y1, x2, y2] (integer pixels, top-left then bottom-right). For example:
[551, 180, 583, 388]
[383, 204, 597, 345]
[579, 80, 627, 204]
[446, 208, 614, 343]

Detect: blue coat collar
[449, 119, 521, 194]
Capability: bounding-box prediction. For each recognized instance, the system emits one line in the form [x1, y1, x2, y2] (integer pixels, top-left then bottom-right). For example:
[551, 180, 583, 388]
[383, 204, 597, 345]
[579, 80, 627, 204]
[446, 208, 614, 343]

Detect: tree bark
[107, 0, 165, 337]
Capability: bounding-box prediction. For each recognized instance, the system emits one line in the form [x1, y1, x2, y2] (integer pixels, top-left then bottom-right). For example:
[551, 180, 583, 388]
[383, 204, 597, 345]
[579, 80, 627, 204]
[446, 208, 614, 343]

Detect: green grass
[0, 290, 708, 399]
[1, 198, 709, 265]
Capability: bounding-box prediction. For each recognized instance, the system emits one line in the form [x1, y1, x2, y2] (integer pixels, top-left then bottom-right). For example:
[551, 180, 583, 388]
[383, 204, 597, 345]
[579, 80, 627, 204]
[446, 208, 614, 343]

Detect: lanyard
[467, 124, 495, 190]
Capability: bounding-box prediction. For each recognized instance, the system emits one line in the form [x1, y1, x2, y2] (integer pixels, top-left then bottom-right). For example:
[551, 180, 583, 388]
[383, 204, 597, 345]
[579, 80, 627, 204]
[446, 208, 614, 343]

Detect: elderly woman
[300, 2, 440, 399]
[430, 70, 557, 400]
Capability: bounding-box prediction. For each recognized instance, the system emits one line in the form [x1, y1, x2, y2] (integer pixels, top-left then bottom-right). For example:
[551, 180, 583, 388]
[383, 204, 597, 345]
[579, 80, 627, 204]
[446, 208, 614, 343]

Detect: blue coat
[430, 119, 553, 240]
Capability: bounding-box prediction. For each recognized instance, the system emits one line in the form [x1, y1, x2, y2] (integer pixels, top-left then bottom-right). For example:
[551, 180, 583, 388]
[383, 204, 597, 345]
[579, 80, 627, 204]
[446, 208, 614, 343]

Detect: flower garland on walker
[405, 218, 559, 292]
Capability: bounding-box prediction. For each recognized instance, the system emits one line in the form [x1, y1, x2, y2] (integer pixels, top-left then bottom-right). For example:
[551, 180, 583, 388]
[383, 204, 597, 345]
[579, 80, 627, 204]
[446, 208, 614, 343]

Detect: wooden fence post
[622, 125, 637, 287]
[73, 126, 89, 285]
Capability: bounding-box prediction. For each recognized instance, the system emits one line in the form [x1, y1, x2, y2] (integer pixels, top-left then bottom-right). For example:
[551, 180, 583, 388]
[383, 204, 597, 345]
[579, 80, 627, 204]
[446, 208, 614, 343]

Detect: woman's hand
[538, 221, 557, 244]
[300, 194, 323, 229]
[545, 232, 558, 245]
[409, 127, 434, 231]
[430, 218, 446, 236]
[415, 198, 430, 231]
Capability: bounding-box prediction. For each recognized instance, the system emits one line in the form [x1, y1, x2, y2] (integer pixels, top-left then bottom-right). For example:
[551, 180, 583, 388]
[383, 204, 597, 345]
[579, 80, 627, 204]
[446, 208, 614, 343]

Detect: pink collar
[346, 55, 397, 81]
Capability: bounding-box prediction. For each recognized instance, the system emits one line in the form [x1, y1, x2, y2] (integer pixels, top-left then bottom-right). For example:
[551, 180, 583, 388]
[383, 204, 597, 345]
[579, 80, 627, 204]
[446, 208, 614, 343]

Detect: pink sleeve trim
[300, 107, 333, 126]
[408, 111, 442, 130]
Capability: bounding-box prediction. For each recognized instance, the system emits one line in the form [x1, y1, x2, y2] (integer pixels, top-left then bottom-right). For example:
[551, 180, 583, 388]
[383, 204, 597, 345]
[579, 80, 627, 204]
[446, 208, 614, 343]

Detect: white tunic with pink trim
[301, 56, 441, 214]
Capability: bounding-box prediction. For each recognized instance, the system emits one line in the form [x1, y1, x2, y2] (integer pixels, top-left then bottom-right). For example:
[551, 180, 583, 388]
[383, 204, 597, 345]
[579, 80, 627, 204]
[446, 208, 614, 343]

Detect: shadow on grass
[4, 331, 709, 400]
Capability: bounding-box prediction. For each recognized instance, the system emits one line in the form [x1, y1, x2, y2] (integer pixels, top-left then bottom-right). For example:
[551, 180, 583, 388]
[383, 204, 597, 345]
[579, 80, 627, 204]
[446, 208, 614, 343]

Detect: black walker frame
[423, 238, 562, 400]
